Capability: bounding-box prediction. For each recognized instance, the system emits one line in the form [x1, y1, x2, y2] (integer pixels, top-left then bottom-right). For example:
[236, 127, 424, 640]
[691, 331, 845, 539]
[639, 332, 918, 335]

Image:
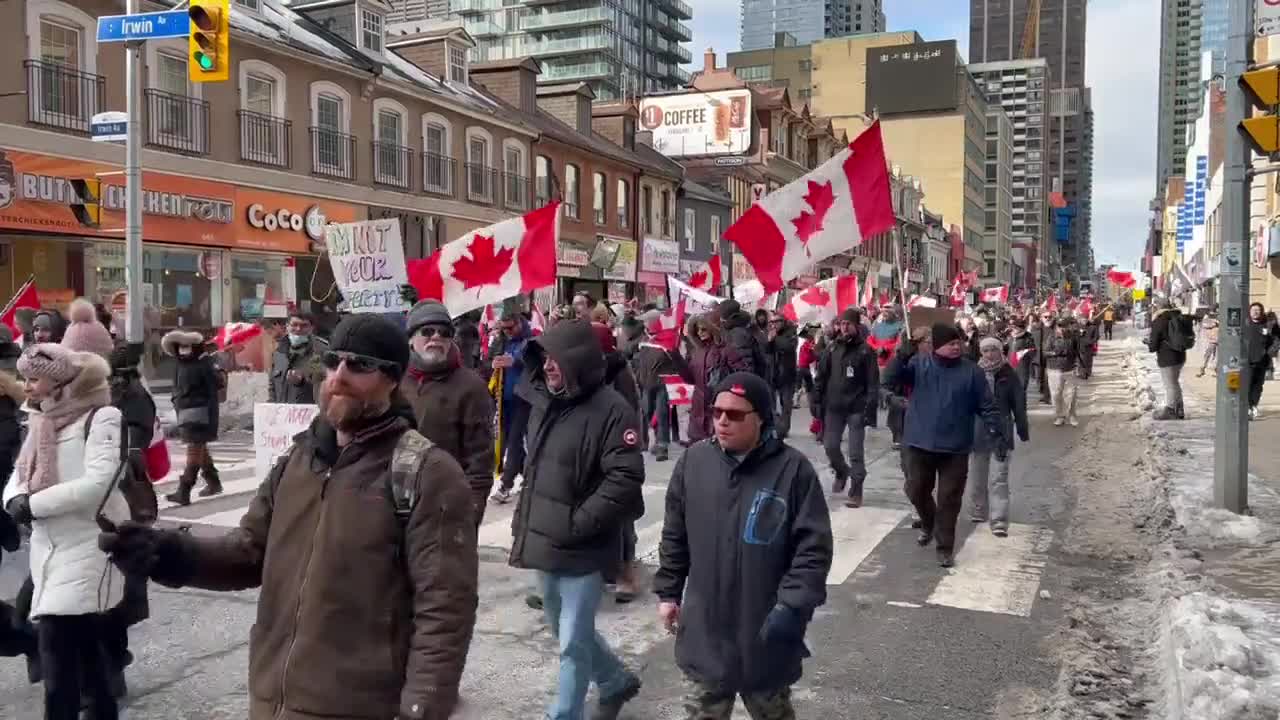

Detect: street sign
[91, 111, 128, 142]
[97, 10, 190, 43]
[1259, 0, 1280, 37]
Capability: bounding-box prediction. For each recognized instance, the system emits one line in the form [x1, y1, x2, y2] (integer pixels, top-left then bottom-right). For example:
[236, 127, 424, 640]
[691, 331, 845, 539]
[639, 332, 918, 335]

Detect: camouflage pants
[682, 681, 795, 720]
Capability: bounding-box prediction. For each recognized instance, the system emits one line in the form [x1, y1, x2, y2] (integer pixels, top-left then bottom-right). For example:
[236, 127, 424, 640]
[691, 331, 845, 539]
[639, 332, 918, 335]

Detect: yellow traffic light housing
[1240, 67, 1280, 156]
[189, 0, 230, 83]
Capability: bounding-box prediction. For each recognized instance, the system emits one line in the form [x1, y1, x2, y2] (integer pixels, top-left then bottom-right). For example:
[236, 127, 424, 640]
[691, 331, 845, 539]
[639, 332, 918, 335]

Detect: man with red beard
[402, 299, 495, 525]
[99, 314, 479, 720]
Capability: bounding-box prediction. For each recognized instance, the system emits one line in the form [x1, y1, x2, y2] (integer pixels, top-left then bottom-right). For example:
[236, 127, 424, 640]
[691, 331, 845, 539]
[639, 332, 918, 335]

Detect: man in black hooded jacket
[509, 319, 646, 720]
[717, 300, 769, 380]
[655, 372, 832, 719]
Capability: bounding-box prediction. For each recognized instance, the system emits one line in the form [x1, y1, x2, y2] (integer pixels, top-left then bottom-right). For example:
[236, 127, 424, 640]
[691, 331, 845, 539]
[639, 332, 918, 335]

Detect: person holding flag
[489, 302, 534, 504]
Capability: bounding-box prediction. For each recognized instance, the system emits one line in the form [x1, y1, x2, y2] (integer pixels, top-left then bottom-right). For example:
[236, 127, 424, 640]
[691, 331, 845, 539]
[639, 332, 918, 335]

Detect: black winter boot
[198, 461, 223, 498]
[165, 467, 198, 506]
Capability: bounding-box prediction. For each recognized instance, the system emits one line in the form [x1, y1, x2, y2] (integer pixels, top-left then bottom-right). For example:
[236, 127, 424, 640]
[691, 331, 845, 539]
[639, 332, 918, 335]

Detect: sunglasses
[711, 407, 755, 422]
[417, 325, 455, 339]
[322, 351, 395, 375]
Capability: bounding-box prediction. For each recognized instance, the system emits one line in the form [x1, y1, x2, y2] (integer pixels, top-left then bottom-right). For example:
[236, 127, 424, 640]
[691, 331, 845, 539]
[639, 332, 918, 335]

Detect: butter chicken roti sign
[254, 403, 320, 478]
[326, 219, 411, 313]
[639, 89, 752, 158]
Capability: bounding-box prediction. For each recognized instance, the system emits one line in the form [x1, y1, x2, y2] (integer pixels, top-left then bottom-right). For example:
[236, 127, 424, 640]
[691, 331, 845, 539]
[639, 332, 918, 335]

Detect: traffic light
[188, 0, 230, 83]
[1240, 66, 1280, 156]
[69, 178, 101, 228]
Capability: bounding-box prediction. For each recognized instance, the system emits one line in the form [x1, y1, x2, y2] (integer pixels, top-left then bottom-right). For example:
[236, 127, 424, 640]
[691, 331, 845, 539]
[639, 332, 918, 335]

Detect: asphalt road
[0, 369, 1103, 720]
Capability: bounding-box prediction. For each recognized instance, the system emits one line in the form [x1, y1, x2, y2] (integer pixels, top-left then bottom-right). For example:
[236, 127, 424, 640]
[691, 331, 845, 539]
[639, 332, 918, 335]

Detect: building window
[734, 64, 771, 82]
[233, 0, 259, 10]
[660, 189, 672, 237]
[683, 209, 696, 251]
[535, 155, 552, 207]
[360, 9, 383, 53]
[154, 52, 187, 96]
[617, 178, 629, 229]
[641, 185, 653, 234]
[423, 114, 452, 194]
[467, 131, 493, 201]
[564, 164, 580, 219]
[503, 141, 527, 210]
[593, 172, 606, 224]
[375, 107, 406, 185]
[245, 73, 276, 115]
[710, 214, 721, 253]
[448, 44, 468, 84]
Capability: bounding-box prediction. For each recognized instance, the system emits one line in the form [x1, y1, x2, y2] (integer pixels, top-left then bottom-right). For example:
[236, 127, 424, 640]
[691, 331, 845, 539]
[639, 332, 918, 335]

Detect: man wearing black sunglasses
[99, 313, 479, 720]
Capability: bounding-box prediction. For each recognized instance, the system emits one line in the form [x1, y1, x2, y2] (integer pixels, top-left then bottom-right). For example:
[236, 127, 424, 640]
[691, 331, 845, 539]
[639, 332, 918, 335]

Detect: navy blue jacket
[889, 354, 1003, 455]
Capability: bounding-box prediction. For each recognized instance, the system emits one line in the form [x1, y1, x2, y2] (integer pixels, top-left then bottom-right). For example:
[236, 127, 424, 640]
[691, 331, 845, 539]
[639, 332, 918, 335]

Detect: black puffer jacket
[770, 321, 799, 387]
[654, 437, 832, 694]
[111, 372, 157, 451]
[509, 320, 645, 576]
[164, 330, 220, 444]
[722, 311, 769, 380]
[813, 332, 879, 419]
[1148, 308, 1191, 368]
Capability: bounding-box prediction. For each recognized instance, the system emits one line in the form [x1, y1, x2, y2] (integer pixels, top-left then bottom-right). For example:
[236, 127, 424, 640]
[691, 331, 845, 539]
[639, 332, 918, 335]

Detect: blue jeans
[644, 385, 670, 449]
[538, 571, 635, 720]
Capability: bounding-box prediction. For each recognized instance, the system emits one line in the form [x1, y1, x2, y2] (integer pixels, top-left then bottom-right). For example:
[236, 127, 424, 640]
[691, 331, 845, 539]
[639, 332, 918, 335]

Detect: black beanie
[713, 372, 774, 429]
[330, 314, 410, 380]
[931, 322, 962, 349]
[840, 307, 861, 324]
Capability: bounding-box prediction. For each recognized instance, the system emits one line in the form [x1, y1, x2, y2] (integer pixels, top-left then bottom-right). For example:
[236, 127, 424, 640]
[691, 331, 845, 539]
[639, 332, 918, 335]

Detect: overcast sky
[689, 0, 1160, 270]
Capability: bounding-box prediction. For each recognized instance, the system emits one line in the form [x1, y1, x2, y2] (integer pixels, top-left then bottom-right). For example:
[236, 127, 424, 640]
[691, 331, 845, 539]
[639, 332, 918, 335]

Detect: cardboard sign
[907, 306, 957, 333]
[326, 219, 410, 313]
[253, 403, 320, 478]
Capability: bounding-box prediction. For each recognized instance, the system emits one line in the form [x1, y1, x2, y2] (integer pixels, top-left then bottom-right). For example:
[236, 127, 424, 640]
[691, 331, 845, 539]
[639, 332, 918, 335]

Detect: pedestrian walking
[5, 344, 129, 720]
[1006, 318, 1037, 392]
[1245, 303, 1280, 420]
[402, 299, 495, 525]
[717, 300, 770, 380]
[813, 308, 879, 508]
[268, 312, 328, 404]
[509, 319, 645, 720]
[768, 316, 800, 439]
[1102, 305, 1116, 340]
[592, 321, 645, 604]
[100, 314, 479, 720]
[633, 329, 677, 461]
[1148, 298, 1194, 420]
[161, 330, 223, 504]
[671, 316, 749, 443]
[1197, 311, 1220, 377]
[654, 372, 832, 720]
[488, 306, 534, 504]
[1044, 319, 1084, 427]
[1032, 312, 1054, 405]
[889, 323, 1004, 567]
[969, 338, 1030, 537]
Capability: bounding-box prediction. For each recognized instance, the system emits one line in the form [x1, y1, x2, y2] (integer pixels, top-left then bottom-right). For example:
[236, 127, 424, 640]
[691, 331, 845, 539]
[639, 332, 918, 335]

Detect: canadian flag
[1078, 297, 1094, 318]
[408, 202, 560, 317]
[861, 272, 878, 310]
[529, 303, 546, 336]
[906, 294, 937, 309]
[478, 304, 499, 361]
[646, 298, 687, 351]
[1106, 269, 1137, 288]
[779, 275, 859, 325]
[661, 373, 695, 406]
[949, 276, 967, 307]
[980, 285, 1009, 304]
[0, 276, 40, 343]
[723, 122, 895, 294]
[1009, 347, 1034, 369]
[1044, 294, 1058, 313]
[878, 290, 892, 308]
[212, 322, 264, 350]
[685, 255, 723, 292]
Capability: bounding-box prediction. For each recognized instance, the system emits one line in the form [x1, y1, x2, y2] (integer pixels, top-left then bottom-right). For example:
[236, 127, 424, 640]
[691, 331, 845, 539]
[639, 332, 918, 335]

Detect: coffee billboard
[639, 90, 752, 158]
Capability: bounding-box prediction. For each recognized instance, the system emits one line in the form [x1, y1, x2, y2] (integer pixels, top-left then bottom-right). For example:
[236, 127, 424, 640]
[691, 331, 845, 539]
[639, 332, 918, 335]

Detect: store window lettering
[246, 203, 327, 241]
[13, 172, 233, 223]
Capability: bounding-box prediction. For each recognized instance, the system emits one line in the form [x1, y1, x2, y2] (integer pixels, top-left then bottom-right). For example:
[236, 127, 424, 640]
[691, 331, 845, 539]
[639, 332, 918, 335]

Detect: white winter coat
[2, 406, 130, 619]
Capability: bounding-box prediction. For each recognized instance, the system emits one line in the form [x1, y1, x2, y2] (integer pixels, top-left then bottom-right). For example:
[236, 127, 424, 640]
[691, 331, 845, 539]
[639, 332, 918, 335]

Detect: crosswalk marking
[174, 507, 249, 528]
[926, 523, 1053, 617]
[826, 505, 910, 585]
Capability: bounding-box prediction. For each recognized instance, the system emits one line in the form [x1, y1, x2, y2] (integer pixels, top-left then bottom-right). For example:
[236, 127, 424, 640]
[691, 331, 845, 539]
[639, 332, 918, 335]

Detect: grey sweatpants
[823, 411, 866, 494]
[1160, 363, 1185, 409]
[968, 449, 1011, 531]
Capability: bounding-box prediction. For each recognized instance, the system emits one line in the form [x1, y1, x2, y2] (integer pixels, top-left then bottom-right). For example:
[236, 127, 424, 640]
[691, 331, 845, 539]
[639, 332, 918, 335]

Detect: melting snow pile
[1168, 593, 1280, 720]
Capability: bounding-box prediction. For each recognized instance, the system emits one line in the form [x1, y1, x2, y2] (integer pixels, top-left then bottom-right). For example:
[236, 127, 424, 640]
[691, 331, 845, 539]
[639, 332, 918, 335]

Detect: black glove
[5, 495, 31, 526]
[0, 508, 19, 553]
[98, 521, 190, 585]
[400, 283, 419, 306]
[758, 603, 806, 646]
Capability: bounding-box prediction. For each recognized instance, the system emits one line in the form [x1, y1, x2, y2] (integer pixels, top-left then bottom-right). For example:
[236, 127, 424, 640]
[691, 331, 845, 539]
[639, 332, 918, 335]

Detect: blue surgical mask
[288, 332, 309, 346]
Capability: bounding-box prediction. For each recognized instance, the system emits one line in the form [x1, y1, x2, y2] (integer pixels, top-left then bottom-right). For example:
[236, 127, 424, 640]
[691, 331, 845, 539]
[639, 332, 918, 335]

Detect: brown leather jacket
[160, 412, 478, 720]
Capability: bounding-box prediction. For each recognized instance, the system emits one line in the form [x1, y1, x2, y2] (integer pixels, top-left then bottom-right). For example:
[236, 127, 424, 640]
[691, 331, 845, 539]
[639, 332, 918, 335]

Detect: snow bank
[1166, 593, 1280, 720]
[221, 372, 269, 432]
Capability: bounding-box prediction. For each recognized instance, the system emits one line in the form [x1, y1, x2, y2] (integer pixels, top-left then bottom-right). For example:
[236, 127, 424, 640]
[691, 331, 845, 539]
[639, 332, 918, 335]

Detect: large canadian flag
[684, 255, 723, 292]
[906, 294, 937, 309]
[646, 297, 687, 351]
[779, 275, 859, 325]
[212, 322, 263, 350]
[408, 202, 560, 317]
[1106, 269, 1137, 288]
[980, 285, 1009, 304]
[723, 122, 895, 294]
[0, 276, 40, 343]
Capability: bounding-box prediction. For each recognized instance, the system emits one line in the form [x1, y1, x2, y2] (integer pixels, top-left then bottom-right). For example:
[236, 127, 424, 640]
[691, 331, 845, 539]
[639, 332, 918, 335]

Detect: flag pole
[893, 233, 911, 337]
[0, 274, 35, 320]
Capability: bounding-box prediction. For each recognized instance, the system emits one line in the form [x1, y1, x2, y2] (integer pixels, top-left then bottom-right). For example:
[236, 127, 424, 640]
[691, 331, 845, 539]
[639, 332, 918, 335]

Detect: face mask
[288, 333, 309, 346]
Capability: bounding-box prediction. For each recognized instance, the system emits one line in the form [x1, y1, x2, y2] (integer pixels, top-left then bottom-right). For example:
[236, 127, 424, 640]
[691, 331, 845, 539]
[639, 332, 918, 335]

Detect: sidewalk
[1182, 358, 1280, 499]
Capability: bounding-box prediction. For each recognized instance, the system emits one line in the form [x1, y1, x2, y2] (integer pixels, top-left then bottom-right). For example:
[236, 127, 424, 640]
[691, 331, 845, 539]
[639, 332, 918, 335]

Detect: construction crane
[1020, 0, 1041, 59]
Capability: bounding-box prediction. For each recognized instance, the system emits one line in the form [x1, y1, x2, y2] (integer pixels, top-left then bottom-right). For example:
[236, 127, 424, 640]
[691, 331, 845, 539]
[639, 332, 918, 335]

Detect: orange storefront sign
[0, 149, 361, 254]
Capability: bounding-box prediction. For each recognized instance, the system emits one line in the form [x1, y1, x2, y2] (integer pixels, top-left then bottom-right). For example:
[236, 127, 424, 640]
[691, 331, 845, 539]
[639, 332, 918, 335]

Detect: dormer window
[233, 0, 260, 11]
[448, 44, 467, 84]
[360, 8, 383, 53]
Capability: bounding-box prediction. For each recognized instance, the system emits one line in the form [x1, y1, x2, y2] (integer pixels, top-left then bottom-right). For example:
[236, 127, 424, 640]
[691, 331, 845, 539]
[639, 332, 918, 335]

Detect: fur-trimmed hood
[161, 330, 207, 357]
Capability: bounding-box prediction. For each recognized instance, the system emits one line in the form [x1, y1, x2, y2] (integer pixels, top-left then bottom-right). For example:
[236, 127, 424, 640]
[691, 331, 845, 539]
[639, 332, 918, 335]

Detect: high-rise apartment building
[393, 0, 693, 101]
[1155, 0, 1205, 197]
[1201, 0, 1227, 77]
[983, 105, 1015, 284]
[969, 0, 1086, 88]
[740, 0, 885, 51]
[970, 59, 1051, 287]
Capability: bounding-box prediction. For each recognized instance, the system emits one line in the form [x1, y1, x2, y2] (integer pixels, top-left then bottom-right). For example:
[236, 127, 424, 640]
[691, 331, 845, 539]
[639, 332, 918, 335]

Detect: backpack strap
[82, 406, 127, 461]
[389, 429, 434, 532]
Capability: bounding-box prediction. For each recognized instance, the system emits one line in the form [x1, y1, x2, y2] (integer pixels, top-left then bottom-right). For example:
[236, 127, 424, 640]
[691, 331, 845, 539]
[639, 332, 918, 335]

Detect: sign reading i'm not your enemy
[326, 219, 411, 313]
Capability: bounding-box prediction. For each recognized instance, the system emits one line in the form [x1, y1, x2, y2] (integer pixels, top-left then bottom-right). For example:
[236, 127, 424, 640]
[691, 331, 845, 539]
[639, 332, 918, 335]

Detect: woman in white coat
[3, 342, 129, 720]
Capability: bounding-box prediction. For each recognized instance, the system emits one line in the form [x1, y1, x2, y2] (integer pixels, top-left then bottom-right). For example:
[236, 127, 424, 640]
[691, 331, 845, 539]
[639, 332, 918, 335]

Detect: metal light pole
[1215, 0, 1252, 514]
[123, 0, 145, 344]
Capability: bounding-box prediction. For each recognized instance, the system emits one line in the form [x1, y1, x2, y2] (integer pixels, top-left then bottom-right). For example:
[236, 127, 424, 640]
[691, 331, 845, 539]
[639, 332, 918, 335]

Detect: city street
[0, 340, 1157, 720]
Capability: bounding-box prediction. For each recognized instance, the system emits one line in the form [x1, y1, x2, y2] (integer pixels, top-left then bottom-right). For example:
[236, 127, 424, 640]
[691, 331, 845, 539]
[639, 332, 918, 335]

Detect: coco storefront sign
[0, 149, 359, 253]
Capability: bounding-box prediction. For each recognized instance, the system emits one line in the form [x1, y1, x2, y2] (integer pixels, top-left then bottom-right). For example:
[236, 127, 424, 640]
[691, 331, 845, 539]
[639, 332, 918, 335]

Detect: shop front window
[231, 255, 287, 323]
[143, 248, 213, 330]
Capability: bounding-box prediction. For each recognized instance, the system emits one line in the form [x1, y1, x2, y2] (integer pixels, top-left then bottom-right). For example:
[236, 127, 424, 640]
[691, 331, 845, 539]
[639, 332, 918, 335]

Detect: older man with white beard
[402, 299, 495, 526]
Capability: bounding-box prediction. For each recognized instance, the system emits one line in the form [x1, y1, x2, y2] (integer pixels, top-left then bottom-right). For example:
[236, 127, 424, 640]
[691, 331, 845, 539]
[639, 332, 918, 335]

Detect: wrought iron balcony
[144, 89, 210, 155]
[239, 110, 292, 168]
[423, 152, 456, 197]
[24, 59, 105, 134]
[465, 163, 497, 203]
[373, 141, 412, 190]
[309, 127, 356, 180]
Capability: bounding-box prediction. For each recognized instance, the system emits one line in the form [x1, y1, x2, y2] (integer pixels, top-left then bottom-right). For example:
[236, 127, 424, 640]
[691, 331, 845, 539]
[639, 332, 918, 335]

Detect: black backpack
[86, 407, 159, 524]
[1165, 313, 1196, 352]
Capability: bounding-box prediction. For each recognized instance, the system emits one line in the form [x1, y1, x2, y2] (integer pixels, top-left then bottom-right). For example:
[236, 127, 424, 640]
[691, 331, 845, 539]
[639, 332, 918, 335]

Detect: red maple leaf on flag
[791, 180, 836, 255]
[688, 269, 708, 287]
[452, 234, 514, 293]
[797, 283, 830, 307]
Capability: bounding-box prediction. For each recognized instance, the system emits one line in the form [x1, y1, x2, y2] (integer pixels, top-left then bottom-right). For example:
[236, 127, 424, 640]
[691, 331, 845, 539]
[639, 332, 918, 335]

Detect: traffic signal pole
[1216, 0, 1252, 513]
[124, 0, 145, 344]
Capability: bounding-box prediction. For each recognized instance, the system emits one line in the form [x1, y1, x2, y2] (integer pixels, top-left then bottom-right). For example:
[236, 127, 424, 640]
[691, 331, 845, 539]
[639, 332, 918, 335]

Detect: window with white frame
[239, 61, 287, 165]
[467, 131, 492, 200]
[710, 215, 721, 253]
[245, 74, 276, 116]
[564, 164, 580, 219]
[684, 209, 696, 251]
[313, 89, 348, 176]
[360, 8, 383, 53]
[616, 179, 629, 229]
[593, 172, 606, 225]
[35, 15, 91, 123]
[233, 0, 260, 10]
[535, 155, 552, 206]
[375, 107, 406, 186]
[423, 115, 452, 194]
[149, 52, 194, 138]
[503, 142, 526, 210]
[448, 45, 468, 84]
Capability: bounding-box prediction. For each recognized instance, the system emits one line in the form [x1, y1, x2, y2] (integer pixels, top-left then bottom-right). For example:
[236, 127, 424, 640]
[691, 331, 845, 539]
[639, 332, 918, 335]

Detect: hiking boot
[1175, 402, 1186, 420]
[1153, 406, 1177, 421]
[590, 675, 641, 720]
[844, 493, 863, 509]
[992, 527, 1009, 538]
[831, 475, 847, 495]
[916, 530, 933, 547]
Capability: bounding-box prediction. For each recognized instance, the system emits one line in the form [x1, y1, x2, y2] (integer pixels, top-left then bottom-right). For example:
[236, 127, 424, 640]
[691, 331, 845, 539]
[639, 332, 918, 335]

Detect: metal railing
[373, 141, 412, 189]
[309, 127, 356, 180]
[239, 110, 291, 168]
[523, 6, 610, 30]
[24, 59, 105, 134]
[540, 61, 615, 82]
[617, 210, 629, 229]
[144, 88, 209, 155]
[465, 163, 497, 203]
[503, 173, 530, 212]
[423, 152, 456, 196]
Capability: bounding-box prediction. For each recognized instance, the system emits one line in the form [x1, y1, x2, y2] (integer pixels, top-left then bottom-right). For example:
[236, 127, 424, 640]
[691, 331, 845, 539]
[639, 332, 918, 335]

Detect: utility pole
[124, 0, 144, 344]
[1215, 0, 1252, 513]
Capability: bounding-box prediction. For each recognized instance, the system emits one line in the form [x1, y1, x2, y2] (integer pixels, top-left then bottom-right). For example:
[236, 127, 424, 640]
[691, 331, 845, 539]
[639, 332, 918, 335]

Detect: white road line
[826, 505, 909, 585]
[926, 523, 1054, 617]
[887, 600, 923, 608]
[168, 506, 248, 528]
